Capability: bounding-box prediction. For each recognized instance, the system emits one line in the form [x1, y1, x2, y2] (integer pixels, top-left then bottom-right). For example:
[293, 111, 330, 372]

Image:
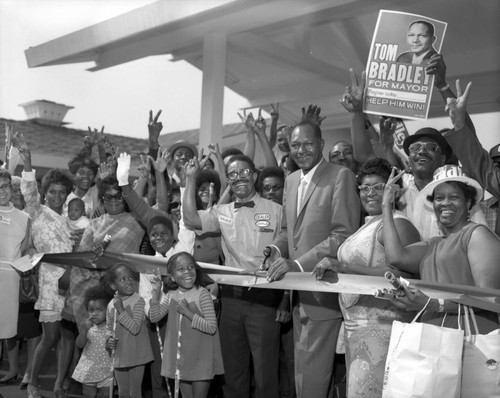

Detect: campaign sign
[363, 10, 447, 120]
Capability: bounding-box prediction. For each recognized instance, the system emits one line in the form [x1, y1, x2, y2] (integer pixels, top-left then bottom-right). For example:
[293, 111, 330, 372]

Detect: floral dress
[72, 323, 112, 384]
[21, 171, 73, 322]
[337, 212, 416, 398]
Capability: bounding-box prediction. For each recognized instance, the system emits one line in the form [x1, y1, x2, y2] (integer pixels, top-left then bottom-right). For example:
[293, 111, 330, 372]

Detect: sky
[0, 0, 250, 139]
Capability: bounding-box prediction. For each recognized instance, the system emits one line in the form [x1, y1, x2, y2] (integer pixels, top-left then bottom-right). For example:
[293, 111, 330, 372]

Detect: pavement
[0, 340, 84, 398]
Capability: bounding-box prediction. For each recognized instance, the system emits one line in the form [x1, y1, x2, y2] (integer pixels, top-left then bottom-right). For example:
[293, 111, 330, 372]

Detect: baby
[67, 197, 90, 230]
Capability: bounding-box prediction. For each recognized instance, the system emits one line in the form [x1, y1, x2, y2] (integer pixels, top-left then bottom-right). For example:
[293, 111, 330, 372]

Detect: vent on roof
[19, 100, 74, 127]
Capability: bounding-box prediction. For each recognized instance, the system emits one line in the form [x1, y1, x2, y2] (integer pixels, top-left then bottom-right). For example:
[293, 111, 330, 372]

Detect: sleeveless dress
[337, 212, 416, 398]
[420, 222, 500, 333]
[0, 204, 29, 338]
[72, 323, 112, 384]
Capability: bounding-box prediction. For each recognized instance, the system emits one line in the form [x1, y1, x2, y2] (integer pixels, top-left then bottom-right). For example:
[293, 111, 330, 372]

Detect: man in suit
[266, 121, 361, 398]
[396, 20, 437, 65]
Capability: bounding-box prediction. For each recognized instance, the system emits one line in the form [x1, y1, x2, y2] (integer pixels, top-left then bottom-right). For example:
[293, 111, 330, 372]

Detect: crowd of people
[0, 53, 499, 398]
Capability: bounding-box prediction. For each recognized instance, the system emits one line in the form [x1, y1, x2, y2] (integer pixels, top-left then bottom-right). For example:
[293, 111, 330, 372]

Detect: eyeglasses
[358, 183, 386, 194]
[227, 168, 252, 182]
[262, 184, 283, 193]
[169, 201, 180, 210]
[408, 142, 440, 153]
[0, 183, 11, 191]
[102, 192, 123, 202]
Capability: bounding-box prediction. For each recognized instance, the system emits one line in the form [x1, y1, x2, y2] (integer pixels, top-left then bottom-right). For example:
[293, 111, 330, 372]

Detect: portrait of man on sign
[396, 20, 437, 65]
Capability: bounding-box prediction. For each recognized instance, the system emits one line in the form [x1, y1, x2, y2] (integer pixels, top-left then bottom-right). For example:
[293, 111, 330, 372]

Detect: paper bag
[382, 303, 464, 398]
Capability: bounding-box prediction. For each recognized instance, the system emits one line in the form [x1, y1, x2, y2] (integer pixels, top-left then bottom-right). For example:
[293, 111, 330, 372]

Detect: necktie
[297, 178, 307, 212]
[234, 201, 255, 209]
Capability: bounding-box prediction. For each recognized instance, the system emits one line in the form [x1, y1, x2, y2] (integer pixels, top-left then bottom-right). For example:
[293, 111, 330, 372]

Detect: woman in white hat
[381, 164, 500, 332]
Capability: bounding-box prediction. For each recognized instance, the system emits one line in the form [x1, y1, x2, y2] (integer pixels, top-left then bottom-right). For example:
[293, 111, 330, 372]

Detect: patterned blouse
[21, 170, 73, 316]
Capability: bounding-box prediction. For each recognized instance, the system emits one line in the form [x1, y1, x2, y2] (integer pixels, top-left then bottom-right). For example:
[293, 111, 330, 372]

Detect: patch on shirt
[0, 215, 11, 225]
[256, 220, 270, 227]
[254, 213, 271, 221]
[259, 227, 274, 233]
[218, 215, 233, 224]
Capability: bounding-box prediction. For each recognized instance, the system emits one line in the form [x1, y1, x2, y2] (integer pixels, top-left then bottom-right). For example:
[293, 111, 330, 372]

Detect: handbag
[461, 306, 500, 398]
[382, 299, 464, 398]
[19, 265, 39, 303]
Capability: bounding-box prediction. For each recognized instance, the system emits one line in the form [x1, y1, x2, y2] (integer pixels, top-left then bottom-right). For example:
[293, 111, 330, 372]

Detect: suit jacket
[272, 160, 361, 320]
[396, 47, 437, 64]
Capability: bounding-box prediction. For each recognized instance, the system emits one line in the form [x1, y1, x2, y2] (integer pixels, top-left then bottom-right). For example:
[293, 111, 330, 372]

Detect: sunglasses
[103, 192, 123, 202]
[408, 142, 440, 153]
[262, 184, 283, 193]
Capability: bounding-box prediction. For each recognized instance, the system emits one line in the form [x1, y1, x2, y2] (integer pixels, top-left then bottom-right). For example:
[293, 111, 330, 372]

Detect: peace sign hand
[382, 168, 405, 209]
[445, 79, 472, 130]
[339, 68, 365, 113]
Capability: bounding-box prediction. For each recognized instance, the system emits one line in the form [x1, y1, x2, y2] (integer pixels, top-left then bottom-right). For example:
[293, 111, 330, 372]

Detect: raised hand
[185, 157, 200, 180]
[425, 54, 447, 88]
[153, 147, 170, 173]
[11, 131, 30, 164]
[445, 79, 472, 130]
[150, 268, 163, 293]
[382, 168, 405, 208]
[137, 154, 151, 179]
[113, 291, 125, 313]
[339, 68, 365, 113]
[254, 108, 266, 132]
[97, 161, 112, 181]
[84, 126, 105, 147]
[148, 109, 163, 144]
[237, 110, 255, 131]
[301, 103, 326, 125]
[379, 117, 397, 148]
[270, 103, 279, 120]
[116, 153, 131, 185]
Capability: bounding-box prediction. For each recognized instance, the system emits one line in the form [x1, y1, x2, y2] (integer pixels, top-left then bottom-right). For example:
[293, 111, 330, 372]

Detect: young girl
[104, 263, 153, 398]
[72, 286, 113, 398]
[149, 252, 224, 398]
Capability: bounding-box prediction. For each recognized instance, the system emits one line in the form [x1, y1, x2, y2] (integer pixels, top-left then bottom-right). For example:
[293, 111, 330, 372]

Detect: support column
[199, 32, 227, 150]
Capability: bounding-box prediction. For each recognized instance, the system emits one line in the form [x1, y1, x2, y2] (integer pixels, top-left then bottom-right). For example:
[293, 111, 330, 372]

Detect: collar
[234, 193, 260, 210]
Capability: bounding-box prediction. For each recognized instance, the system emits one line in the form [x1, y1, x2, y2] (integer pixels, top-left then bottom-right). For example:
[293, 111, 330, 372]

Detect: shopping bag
[382, 299, 464, 398]
[461, 306, 500, 398]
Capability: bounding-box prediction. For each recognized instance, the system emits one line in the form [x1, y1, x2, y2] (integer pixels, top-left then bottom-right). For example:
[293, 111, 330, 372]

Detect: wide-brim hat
[169, 140, 198, 158]
[419, 165, 483, 210]
[403, 128, 453, 162]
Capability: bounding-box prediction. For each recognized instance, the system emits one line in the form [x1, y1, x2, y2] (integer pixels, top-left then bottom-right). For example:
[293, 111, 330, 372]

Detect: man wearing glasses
[183, 154, 286, 398]
[401, 128, 486, 238]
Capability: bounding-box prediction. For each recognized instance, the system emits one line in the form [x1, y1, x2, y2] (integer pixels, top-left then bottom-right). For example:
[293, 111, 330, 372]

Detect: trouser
[219, 286, 281, 398]
[293, 302, 342, 398]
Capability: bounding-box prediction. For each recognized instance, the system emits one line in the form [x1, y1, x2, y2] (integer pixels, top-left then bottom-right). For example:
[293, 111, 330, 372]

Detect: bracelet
[437, 298, 445, 312]
[438, 84, 450, 92]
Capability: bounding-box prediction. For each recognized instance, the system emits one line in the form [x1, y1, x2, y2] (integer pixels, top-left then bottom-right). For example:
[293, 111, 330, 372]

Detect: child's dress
[107, 292, 154, 368]
[72, 323, 112, 384]
[149, 286, 224, 381]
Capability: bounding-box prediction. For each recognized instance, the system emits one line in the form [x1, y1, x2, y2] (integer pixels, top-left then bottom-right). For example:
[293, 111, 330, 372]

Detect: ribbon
[40, 251, 500, 313]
